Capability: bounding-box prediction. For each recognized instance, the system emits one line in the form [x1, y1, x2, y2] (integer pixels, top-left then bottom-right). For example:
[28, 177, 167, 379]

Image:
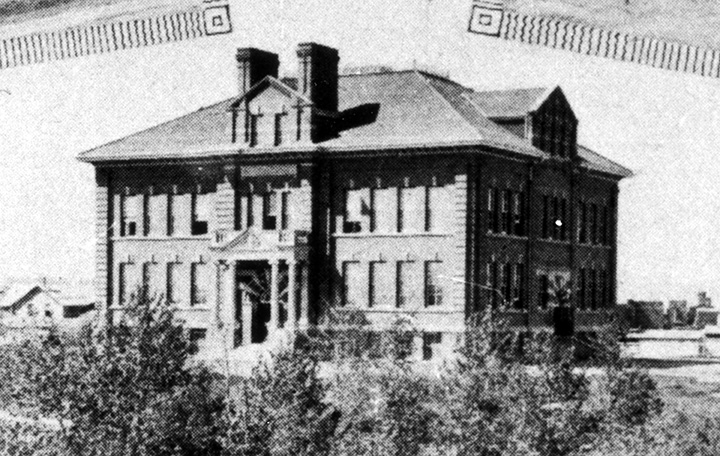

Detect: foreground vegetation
[0, 293, 716, 456]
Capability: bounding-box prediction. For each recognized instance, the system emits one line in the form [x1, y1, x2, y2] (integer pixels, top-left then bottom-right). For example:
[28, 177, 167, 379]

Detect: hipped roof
[78, 69, 631, 178]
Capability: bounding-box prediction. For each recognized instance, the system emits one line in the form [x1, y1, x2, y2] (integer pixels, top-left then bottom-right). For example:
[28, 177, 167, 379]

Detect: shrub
[607, 368, 663, 426]
[223, 349, 340, 456]
[1, 287, 224, 456]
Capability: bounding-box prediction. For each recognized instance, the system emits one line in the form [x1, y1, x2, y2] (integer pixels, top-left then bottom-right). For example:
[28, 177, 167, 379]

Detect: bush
[0, 288, 224, 456]
[608, 368, 663, 426]
[223, 349, 339, 456]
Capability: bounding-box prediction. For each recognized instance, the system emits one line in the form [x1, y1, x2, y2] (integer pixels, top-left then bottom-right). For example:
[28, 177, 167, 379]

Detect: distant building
[667, 300, 689, 327]
[0, 283, 96, 330]
[687, 292, 714, 327]
[0, 284, 62, 328]
[694, 308, 719, 329]
[626, 300, 664, 330]
[698, 291, 712, 308]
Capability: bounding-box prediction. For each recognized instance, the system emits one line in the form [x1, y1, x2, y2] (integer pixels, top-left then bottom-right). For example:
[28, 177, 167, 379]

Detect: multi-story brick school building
[79, 42, 631, 359]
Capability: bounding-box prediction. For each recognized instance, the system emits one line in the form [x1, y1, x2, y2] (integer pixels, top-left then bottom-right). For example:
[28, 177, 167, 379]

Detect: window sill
[486, 232, 528, 241]
[577, 243, 612, 249]
[334, 232, 452, 238]
[335, 306, 462, 314]
[109, 305, 211, 311]
[537, 238, 571, 245]
[112, 235, 212, 241]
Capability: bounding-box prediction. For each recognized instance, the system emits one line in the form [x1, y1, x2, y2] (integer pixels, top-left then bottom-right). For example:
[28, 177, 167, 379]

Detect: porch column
[216, 260, 235, 352]
[287, 259, 297, 330]
[242, 286, 252, 346]
[269, 257, 280, 332]
[299, 261, 309, 329]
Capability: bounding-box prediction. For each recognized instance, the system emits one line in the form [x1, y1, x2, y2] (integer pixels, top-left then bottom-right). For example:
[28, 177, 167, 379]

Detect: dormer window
[274, 113, 286, 146]
[533, 114, 575, 158]
[249, 113, 261, 147]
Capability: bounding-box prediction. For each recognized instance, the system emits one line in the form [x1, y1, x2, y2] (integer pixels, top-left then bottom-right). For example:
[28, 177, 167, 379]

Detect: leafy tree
[10, 287, 224, 456]
[223, 348, 340, 456]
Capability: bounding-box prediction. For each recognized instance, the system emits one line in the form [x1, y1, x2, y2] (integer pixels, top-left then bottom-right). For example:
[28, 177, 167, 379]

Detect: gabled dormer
[230, 43, 341, 148]
[527, 87, 578, 159]
[472, 85, 579, 160]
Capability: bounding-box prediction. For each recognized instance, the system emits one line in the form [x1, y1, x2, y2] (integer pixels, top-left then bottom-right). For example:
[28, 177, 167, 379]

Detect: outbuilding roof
[78, 69, 631, 178]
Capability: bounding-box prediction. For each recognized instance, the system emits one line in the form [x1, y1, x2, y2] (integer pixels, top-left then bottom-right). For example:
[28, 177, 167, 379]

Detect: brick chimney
[235, 48, 280, 95]
[296, 42, 339, 112]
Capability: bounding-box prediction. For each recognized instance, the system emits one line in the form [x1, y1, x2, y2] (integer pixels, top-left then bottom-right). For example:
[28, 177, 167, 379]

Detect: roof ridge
[473, 86, 549, 94]
[339, 68, 417, 78]
[413, 70, 484, 141]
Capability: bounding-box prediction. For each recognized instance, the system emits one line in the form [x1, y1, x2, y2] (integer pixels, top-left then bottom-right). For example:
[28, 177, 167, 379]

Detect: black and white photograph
[1, 0, 720, 454]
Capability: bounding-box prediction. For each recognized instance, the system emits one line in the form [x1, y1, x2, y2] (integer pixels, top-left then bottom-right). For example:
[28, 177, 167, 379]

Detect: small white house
[0, 284, 63, 328]
[0, 283, 96, 331]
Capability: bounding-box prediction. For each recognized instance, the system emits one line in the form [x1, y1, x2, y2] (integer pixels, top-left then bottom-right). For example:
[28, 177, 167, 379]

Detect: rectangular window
[427, 186, 453, 232]
[280, 191, 291, 230]
[166, 263, 182, 305]
[599, 270, 607, 308]
[502, 263, 512, 308]
[239, 194, 253, 228]
[147, 193, 166, 236]
[342, 261, 362, 307]
[542, 195, 549, 239]
[589, 269, 597, 310]
[121, 194, 142, 236]
[487, 261, 499, 308]
[249, 114, 260, 147]
[551, 196, 560, 240]
[344, 188, 371, 233]
[422, 332, 442, 361]
[487, 188, 496, 233]
[500, 190, 510, 234]
[590, 204, 598, 244]
[396, 261, 417, 308]
[604, 270, 612, 307]
[513, 263, 525, 309]
[578, 201, 587, 243]
[538, 274, 550, 309]
[513, 191, 525, 236]
[424, 261, 444, 307]
[372, 187, 397, 233]
[601, 206, 609, 245]
[191, 192, 211, 235]
[169, 192, 190, 236]
[191, 262, 210, 307]
[118, 263, 131, 306]
[142, 262, 157, 294]
[369, 261, 393, 307]
[274, 113, 284, 146]
[118, 264, 126, 305]
[263, 192, 278, 230]
[578, 268, 587, 310]
[560, 198, 567, 241]
[399, 187, 425, 232]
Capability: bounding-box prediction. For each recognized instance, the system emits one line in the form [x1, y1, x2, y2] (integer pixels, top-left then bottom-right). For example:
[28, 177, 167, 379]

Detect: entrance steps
[199, 329, 295, 377]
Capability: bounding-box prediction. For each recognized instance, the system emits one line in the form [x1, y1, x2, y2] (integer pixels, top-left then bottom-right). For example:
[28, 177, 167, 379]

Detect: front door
[236, 261, 271, 345]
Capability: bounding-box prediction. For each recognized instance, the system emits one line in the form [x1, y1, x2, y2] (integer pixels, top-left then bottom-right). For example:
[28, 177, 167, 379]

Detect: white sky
[1, 0, 719, 304]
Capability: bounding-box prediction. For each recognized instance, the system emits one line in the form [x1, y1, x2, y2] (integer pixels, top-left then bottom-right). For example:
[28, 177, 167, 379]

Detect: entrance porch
[210, 227, 310, 352]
